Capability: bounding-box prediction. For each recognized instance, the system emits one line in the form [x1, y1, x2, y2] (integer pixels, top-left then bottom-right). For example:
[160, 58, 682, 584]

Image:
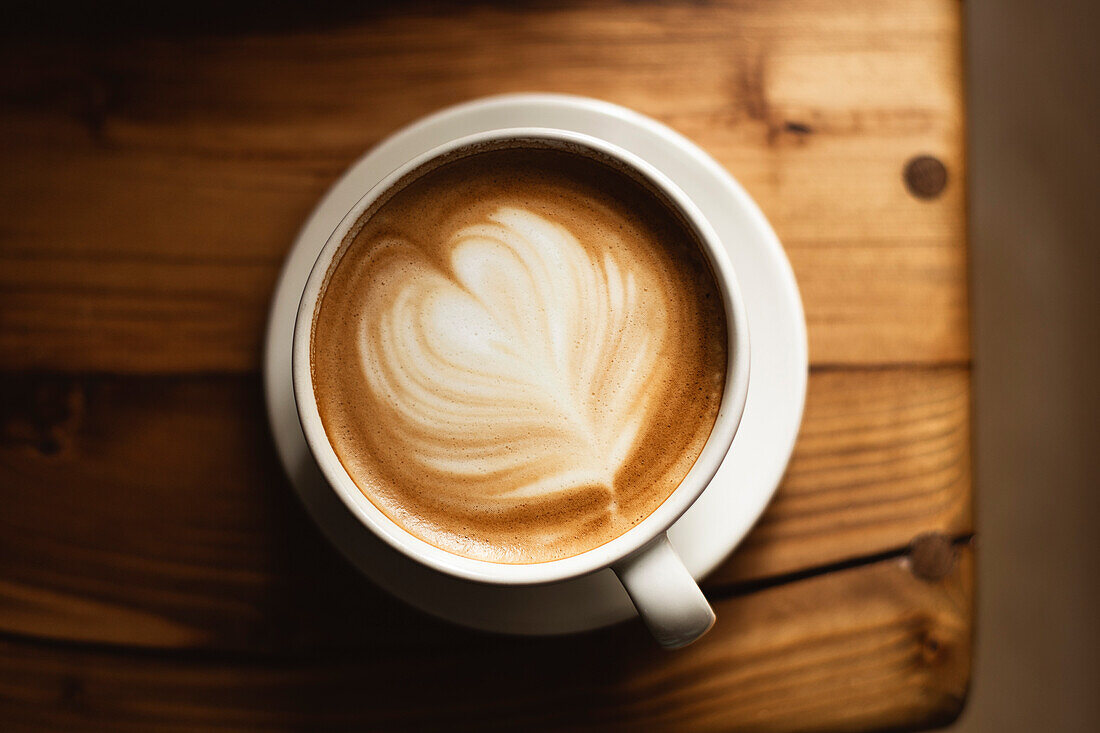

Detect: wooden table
[0, 2, 972, 730]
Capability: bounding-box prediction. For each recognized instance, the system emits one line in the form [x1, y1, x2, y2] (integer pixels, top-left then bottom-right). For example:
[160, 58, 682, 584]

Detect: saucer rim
[262, 92, 808, 635]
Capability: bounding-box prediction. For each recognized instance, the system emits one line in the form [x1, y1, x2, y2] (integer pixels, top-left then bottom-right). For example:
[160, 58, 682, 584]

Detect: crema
[311, 146, 727, 563]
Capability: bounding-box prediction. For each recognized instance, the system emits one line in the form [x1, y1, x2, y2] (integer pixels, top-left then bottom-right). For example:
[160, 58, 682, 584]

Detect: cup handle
[612, 533, 715, 649]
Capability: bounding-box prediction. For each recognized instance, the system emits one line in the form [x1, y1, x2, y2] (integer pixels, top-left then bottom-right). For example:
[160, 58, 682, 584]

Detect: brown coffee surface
[311, 147, 727, 563]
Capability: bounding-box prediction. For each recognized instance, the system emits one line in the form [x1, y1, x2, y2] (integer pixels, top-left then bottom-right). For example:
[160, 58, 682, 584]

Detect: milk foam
[310, 147, 727, 563]
[357, 207, 668, 508]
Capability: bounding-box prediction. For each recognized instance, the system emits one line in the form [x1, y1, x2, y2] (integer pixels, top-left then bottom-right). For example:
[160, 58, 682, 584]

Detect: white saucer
[263, 94, 807, 635]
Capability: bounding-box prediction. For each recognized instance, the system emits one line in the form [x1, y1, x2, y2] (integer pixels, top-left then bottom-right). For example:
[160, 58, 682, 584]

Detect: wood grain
[0, 0, 967, 373]
[708, 366, 972, 585]
[0, 368, 971, 651]
[0, 549, 972, 732]
[0, 2, 973, 729]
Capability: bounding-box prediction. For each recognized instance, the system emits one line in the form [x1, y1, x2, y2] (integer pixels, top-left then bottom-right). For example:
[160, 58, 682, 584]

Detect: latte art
[359, 207, 669, 508]
[311, 148, 726, 563]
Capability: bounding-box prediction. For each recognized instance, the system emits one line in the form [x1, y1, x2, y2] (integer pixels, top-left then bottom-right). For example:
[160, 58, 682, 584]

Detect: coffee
[310, 145, 727, 564]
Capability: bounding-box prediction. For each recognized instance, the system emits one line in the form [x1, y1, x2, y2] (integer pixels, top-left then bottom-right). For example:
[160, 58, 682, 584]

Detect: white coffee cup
[292, 128, 750, 648]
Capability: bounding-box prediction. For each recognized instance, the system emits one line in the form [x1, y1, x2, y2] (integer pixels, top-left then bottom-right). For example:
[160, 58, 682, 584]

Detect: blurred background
[959, 0, 1099, 729]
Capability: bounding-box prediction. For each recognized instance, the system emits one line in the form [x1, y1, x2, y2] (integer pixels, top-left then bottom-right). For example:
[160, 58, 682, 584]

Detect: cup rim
[292, 127, 751, 585]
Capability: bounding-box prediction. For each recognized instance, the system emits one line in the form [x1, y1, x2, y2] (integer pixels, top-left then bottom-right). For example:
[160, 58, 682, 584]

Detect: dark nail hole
[904, 155, 948, 199]
[909, 532, 957, 581]
[60, 675, 84, 702]
[37, 436, 62, 456]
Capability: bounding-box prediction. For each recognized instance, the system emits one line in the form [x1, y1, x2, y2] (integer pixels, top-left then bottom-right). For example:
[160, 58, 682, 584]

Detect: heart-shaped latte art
[355, 206, 673, 512]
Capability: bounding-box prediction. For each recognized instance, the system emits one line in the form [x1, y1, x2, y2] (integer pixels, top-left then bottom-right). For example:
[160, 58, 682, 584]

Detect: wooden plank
[0, 0, 967, 373]
[0, 368, 971, 651]
[708, 366, 972, 585]
[0, 549, 973, 732]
